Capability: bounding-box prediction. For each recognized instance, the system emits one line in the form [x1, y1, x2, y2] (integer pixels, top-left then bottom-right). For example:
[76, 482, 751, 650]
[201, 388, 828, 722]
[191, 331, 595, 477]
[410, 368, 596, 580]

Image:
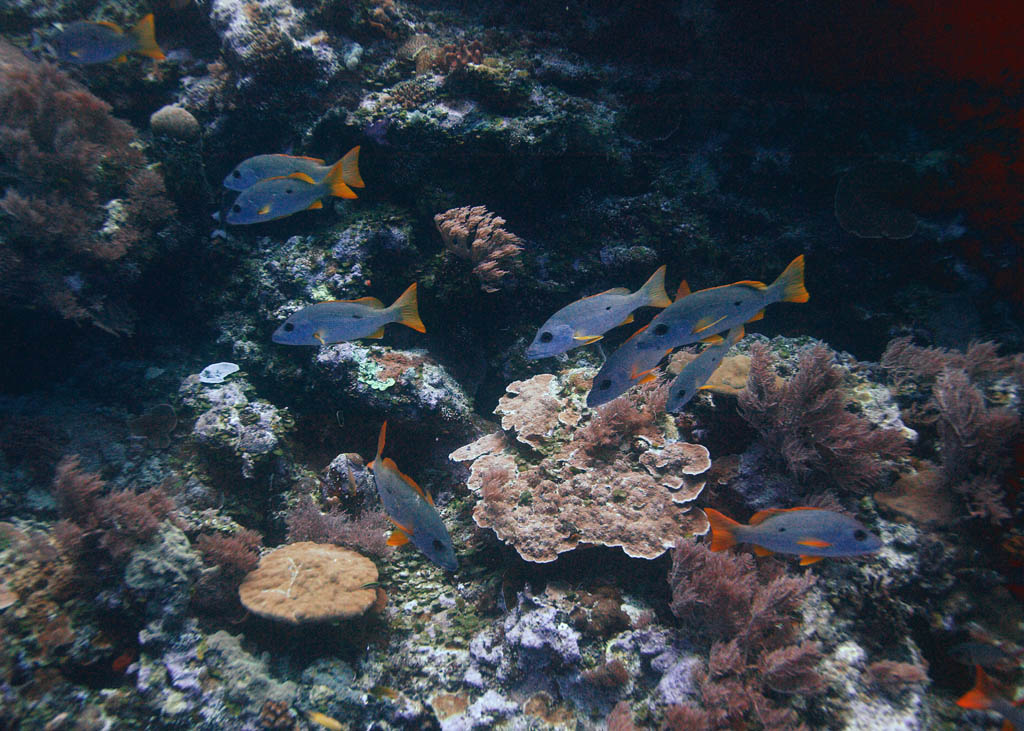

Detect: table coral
[451, 369, 709, 562]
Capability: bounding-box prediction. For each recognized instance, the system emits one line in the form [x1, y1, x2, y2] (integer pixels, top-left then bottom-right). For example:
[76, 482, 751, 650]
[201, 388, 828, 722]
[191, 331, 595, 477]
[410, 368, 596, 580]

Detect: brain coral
[238, 542, 378, 623]
[451, 370, 710, 562]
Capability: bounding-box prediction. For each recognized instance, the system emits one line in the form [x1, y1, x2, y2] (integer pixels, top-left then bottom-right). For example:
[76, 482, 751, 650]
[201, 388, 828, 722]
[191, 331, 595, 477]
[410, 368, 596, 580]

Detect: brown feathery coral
[238, 542, 378, 624]
[434, 205, 524, 293]
[450, 369, 709, 563]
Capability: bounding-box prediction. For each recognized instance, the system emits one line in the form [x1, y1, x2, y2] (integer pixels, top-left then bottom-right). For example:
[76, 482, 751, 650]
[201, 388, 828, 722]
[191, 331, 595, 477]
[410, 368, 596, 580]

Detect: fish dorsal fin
[618, 314, 634, 327]
[382, 457, 433, 505]
[700, 280, 768, 294]
[753, 545, 773, 556]
[796, 538, 832, 548]
[675, 280, 691, 299]
[286, 171, 316, 184]
[799, 555, 825, 565]
[573, 334, 603, 344]
[746, 309, 765, 322]
[749, 506, 817, 525]
[307, 200, 323, 210]
[351, 296, 386, 308]
[282, 154, 326, 164]
[96, 20, 124, 32]
[375, 421, 387, 462]
[580, 288, 630, 301]
[365, 327, 385, 339]
[387, 528, 410, 546]
[691, 313, 728, 335]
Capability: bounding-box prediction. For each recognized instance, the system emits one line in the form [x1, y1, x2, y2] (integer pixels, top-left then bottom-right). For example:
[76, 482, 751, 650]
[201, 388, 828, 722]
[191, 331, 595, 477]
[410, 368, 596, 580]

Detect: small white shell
[199, 362, 240, 384]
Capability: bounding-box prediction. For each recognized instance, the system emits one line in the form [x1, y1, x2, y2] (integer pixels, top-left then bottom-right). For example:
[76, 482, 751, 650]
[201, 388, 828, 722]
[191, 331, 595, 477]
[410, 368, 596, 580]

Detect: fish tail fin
[323, 157, 358, 199]
[638, 265, 672, 308]
[770, 255, 809, 303]
[339, 146, 365, 188]
[130, 14, 165, 60]
[390, 283, 426, 333]
[957, 666, 996, 711]
[704, 508, 741, 552]
[375, 422, 387, 463]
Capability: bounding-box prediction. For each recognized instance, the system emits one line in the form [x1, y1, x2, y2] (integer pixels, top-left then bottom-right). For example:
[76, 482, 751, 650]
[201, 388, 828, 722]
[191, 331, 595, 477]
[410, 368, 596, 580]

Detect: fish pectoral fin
[365, 327, 385, 339]
[675, 280, 691, 299]
[258, 203, 272, 215]
[746, 309, 765, 322]
[313, 330, 326, 346]
[307, 200, 323, 210]
[799, 555, 825, 565]
[701, 334, 725, 344]
[386, 515, 414, 536]
[796, 539, 832, 548]
[752, 545, 773, 556]
[114, 54, 127, 64]
[387, 528, 411, 546]
[573, 334, 603, 344]
[691, 314, 728, 335]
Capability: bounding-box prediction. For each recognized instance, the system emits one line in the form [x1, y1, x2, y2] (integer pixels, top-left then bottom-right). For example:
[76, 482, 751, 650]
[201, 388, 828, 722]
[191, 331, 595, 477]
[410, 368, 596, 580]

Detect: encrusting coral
[434, 205, 524, 293]
[451, 370, 710, 562]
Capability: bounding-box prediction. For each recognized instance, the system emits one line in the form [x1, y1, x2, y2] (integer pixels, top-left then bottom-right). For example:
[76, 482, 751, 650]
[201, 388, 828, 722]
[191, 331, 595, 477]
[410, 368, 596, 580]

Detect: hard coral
[434, 205, 524, 293]
[0, 41, 174, 334]
[451, 369, 709, 563]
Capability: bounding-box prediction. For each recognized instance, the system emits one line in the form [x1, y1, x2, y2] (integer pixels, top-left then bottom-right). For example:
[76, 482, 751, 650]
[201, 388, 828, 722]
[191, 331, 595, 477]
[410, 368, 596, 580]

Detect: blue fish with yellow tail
[586, 324, 671, 407]
[526, 265, 672, 359]
[635, 255, 809, 352]
[370, 422, 457, 572]
[223, 147, 364, 191]
[54, 15, 164, 64]
[665, 325, 745, 412]
[704, 507, 881, 565]
[272, 282, 424, 346]
[226, 150, 361, 224]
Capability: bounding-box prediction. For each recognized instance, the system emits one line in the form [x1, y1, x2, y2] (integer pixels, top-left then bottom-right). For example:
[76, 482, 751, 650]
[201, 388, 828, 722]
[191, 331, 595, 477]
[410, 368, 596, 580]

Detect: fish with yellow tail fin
[224, 147, 364, 191]
[54, 15, 165, 64]
[635, 255, 809, 352]
[665, 325, 745, 412]
[272, 282, 424, 346]
[526, 266, 672, 359]
[957, 665, 1024, 730]
[226, 148, 362, 224]
[369, 422, 457, 572]
[704, 507, 881, 565]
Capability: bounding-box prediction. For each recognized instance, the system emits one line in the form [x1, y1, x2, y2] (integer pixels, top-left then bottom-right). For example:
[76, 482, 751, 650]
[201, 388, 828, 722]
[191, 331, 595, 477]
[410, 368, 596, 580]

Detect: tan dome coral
[238, 542, 378, 624]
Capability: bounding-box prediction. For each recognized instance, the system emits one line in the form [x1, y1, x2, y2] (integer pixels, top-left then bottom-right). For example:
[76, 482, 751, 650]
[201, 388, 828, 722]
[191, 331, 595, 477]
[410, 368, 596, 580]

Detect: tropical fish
[223, 147, 364, 191]
[526, 266, 672, 359]
[225, 153, 361, 224]
[306, 711, 343, 731]
[586, 323, 673, 408]
[957, 665, 1024, 730]
[665, 326, 745, 412]
[271, 282, 425, 346]
[53, 15, 165, 64]
[704, 507, 882, 565]
[369, 422, 457, 572]
[634, 255, 809, 352]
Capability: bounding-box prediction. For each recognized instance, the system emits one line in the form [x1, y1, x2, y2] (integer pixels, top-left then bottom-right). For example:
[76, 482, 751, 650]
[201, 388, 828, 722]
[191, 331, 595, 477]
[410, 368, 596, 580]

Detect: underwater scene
[1, 0, 1023, 728]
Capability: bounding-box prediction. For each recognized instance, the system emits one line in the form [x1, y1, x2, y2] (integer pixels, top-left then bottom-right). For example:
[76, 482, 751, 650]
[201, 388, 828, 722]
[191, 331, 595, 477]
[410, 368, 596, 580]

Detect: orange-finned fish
[226, 148, 362, 224]
[307, 711, 343, 730]
[704, 507, 882, 565]
[634, 255, 809, 352]
[224, 147, 365, 191]
[54, 15, 165, 64]
[526, 266, 671, 359]
[272, 282, 425, 346]
[957, 665, 1024, 730]
[665, 325, 744, 412]
[369, 422, 457, 572]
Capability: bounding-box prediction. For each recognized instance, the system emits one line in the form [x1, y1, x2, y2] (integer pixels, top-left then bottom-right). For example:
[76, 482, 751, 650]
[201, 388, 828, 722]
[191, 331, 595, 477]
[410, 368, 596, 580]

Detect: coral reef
[434, 205, 525, 293]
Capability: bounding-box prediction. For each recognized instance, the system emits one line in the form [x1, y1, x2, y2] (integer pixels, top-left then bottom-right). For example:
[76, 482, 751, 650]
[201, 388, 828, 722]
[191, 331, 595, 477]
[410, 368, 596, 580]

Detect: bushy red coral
[286, 493, 392, 558]
[192, 528, 263, 617]
[0, 41, 175, 334]
[738, 343, 909, 492]
[434, 205, 524, 293]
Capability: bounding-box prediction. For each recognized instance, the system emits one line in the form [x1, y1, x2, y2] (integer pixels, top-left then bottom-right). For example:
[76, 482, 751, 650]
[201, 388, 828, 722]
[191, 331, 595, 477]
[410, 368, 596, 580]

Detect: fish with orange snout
[526, 266, 672, 359]
[957, 665, 1024, 730]
[226, 148, 363, 224]
[370, 422, 457, 572]
[634, 255, 809, 353]
[272, 283, 424, 346]
[53, 15, 165, 64]
[704, 507, 882, 565]
[224, 147, 365, 192]
[665, 325, 745, 412]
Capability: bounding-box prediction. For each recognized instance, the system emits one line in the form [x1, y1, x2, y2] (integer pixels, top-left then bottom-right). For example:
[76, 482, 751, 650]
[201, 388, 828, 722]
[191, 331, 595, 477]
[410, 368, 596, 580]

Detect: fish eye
[854, 529, 867, 541]
[653, 324, 669, 336]
[283, 323, 295, 332]
[733, 300, 741, 307]
[285, 187, 293, 194]
[232, 170, 241, 178]
[540, 332, 553, 343]
[232, 204, 241, 212]
[605, 306, 611, 310]
[598, 379, 612, 390]
[432, 539, 445, 551]
[777, 527, 786, 533]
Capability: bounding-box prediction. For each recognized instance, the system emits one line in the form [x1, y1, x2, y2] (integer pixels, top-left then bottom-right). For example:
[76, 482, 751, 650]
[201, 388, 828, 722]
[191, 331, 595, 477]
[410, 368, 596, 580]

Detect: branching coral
[738, 343, 909, 492]
[434, 205, 524, 293]
[0, 41, 175, 334]
[285, 493, 392, 559]
[451, 370, 709, 562]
